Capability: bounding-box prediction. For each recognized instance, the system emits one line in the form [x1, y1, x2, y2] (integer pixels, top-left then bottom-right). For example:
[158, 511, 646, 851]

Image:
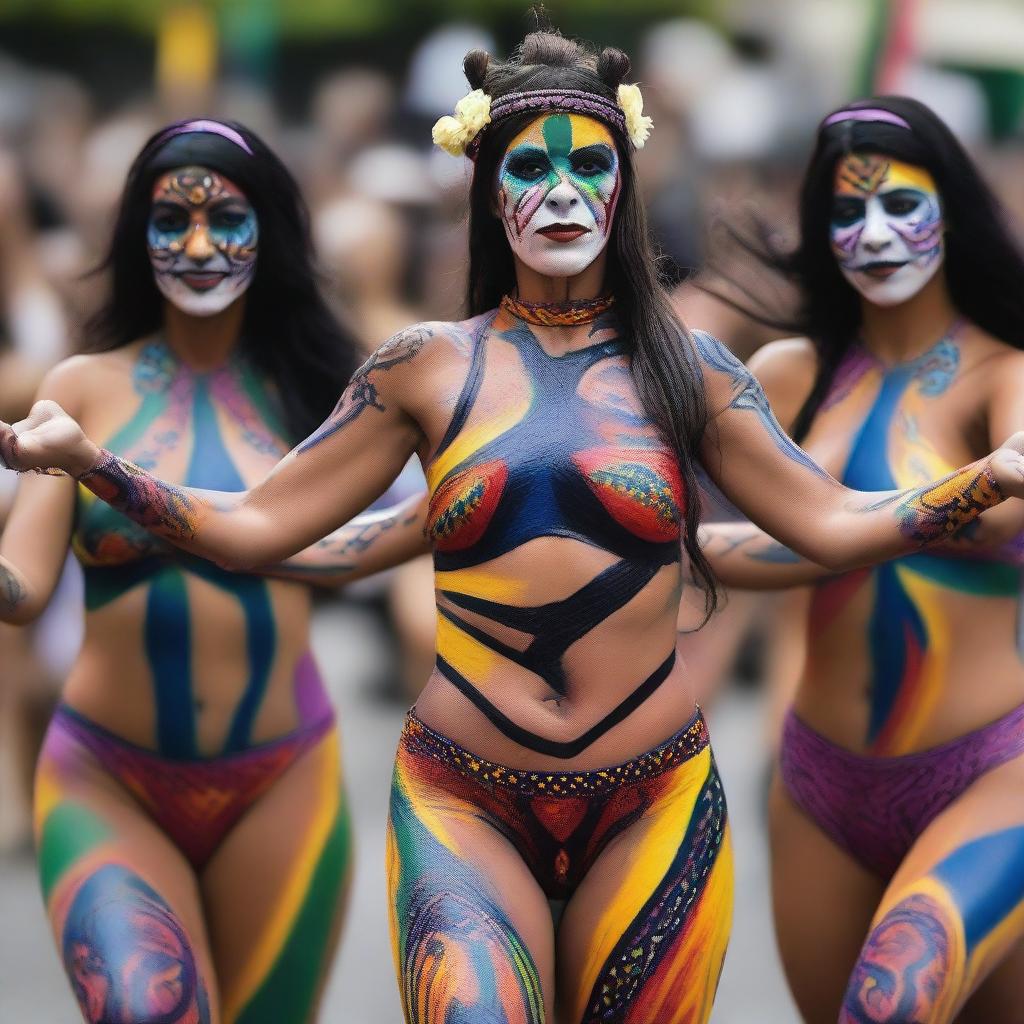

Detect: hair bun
[597, 47, 631, 89]
[463, 49, 491, 90]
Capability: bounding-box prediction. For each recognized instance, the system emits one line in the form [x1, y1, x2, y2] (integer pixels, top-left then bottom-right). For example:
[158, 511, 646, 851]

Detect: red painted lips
[179, 271, 227, 291]
[537, 223, 591, 243]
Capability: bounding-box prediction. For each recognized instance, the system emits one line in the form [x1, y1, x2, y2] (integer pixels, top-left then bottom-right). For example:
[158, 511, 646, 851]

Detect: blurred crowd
[1, 3, 1022, 855]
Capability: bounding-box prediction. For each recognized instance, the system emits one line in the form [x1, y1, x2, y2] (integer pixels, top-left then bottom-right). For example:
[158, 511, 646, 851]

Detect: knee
[839, 892, 960, 1024]
[61, 864, 213, 1024]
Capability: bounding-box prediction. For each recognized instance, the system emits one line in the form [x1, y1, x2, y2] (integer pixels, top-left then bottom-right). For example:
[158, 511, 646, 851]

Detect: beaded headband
[150, 119, 254, 156]
[469, 89, 627, 158]
[433, 83, 652, 159]
[822, 108, 912, 132]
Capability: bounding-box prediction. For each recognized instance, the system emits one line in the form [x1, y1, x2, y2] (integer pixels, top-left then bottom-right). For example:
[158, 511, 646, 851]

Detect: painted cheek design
[829, 154, 944, 297]
[147, 167, 258, 315]
[497, 114, 621, 276]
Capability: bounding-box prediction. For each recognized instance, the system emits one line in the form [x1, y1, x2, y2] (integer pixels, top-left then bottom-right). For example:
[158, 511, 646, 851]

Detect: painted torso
[797, 334, 1024, 755]
[66, 339, 330, 758]
[412, 305, 694, 769]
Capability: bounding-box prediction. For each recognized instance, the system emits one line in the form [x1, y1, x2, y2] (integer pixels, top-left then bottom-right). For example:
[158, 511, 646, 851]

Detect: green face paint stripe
[233, 797, 353, 1023]
[541, 113, 573, 160]
[37, 802, 113, 903]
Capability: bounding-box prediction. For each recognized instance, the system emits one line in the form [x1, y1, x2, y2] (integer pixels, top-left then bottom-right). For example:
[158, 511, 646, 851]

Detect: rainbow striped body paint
[387, 711, 732, 1024]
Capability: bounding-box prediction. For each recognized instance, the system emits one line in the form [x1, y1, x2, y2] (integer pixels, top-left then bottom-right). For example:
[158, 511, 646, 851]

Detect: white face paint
[497, 113, 621, 279]
[147, 166, 258, 317]
[830, 153, 944, 307]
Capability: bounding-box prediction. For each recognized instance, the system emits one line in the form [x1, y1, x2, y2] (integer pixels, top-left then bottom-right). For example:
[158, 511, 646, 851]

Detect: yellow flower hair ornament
[617, 83, 653, 149]
[431, 89, 492, 157]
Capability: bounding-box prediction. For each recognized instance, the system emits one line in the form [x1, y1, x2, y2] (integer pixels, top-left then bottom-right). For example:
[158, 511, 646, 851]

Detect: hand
[0, 400, 100, 477]
[990, 431, 1024, 499]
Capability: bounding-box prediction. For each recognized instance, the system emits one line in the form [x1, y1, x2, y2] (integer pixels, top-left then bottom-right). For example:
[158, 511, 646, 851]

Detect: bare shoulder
[961, 324, 1024, 375]
[746, 337, 818, 408]
[35, 352, 118, 409]
[360, 313, 491, 378]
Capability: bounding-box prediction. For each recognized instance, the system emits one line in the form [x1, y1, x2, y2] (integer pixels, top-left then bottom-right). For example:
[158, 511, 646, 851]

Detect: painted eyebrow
[876, 185, 932, 196]
[506, 144, 549, 160]
[570, 143, 615, 159]
[150, 199, 190, 213]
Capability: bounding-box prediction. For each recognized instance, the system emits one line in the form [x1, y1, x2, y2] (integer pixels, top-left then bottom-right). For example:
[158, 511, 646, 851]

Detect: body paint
[62, 864, 211, 1024]
[498, 113, 620, 279]
[148, 166, 257, 317]
[819, 336, 1012, 752]
[74, 342, 293, 756]
[0, 562, 26, 611]
[424, 309, 685, 753]
[841, 826, 1024, 1022]
[830, 153, 944, 306]
[297, 324, 431, 453]
[692, 330, 830, 479]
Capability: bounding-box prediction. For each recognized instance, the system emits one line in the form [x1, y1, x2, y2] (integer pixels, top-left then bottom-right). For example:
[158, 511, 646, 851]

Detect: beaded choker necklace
[500, 294, 615, 327]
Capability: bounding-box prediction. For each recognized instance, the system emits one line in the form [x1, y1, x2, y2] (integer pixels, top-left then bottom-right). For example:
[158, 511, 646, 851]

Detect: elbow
[213, 549, 253, 573]
[3, 601, 43, 627]
[809, 541, 859, 574]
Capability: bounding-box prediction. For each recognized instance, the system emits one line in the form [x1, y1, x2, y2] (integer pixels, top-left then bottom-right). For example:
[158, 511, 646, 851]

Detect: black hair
[85, 119, 360, 444]
[714, 96, 1024, 441]
[463, 29, 717, 617]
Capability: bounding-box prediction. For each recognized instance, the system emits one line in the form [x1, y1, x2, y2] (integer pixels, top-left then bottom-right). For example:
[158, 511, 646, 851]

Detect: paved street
[0, 600, 798, 1022]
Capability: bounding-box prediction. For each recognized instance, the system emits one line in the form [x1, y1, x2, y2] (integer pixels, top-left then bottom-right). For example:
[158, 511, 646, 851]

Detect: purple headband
[822, 108, 912, 132]
[150, 119, 253, 156]
[466, 88, 627, 160]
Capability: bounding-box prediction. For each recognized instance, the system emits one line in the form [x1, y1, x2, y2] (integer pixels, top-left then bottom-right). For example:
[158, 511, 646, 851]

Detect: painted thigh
[386, 751, 556, 1024]
[557, 746, 732, 1024]
[34, 732, 217, 1024]
[840, 752, 1024, 1024]
[201, 727, 352, 1024]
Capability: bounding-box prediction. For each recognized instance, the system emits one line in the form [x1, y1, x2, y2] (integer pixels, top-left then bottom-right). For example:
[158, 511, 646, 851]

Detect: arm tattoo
[0, 563, 26, 611]
[79, 450, 205, 543]
[857, 459, 1003, 545]
[280, 507, 421, 577]
[692, 330, 829, 480]
[298, 325, 431, 454]
[747, 540, 803, 564]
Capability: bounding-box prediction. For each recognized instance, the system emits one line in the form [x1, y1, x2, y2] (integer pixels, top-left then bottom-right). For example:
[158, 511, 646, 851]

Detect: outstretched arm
[0, 325, 439, 572]
[696, 521, 833, 590]
[692, 331, 1024, 572]
[261, 493, 431, 586]
[0, 362, 83, 625]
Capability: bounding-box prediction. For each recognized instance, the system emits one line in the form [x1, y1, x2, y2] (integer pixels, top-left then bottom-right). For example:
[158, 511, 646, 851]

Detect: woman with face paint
[0, 120, 427, 1024]
[698, 97, 1024, 1023]
[5, 42, 1024, 1024]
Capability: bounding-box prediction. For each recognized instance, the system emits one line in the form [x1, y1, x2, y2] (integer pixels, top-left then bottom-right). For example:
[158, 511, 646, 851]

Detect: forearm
[698, 522, 833, 590]
[261, 494, 430, 586]
[822, 457, 1004, 571]
[77, 449, 258, 569]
